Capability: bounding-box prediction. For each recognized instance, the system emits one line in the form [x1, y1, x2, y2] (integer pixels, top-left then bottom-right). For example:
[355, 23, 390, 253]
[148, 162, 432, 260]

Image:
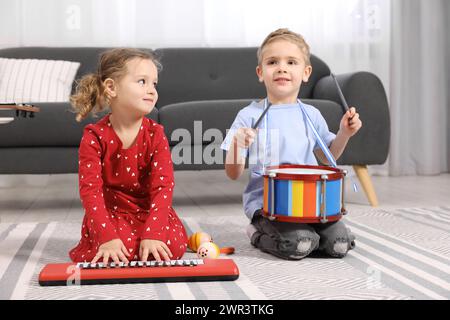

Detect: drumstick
[252, 100, 272, 129]
[330, 73, 351, 114]
[330, 74, 359, 193]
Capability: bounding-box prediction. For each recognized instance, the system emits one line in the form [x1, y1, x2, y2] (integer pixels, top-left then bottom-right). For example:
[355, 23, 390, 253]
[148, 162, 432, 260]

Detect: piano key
[110, 262, 116, 268]
[118, 262, 126, 268]
[170, 260, 177, 266]
[176, 260, 184, 266]
[90, 263, 97, 269]
[191, 260, 198, 266]
[82, 262, 90, 269]
[145, 261, 152, 267]
[76, 262, 83, 268]
[164, 261, 171, 267]
[138, 261, 144, 267]
[150, 261, 156, 267]
[197, 259, 204, 265]
[97, 263, 105, 268]
[183, 260, 191, 266]
[130, 261, 137, 267]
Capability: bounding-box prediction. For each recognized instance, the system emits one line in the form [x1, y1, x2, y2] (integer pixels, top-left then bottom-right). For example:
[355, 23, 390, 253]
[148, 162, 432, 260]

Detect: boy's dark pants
[250, 209, 356, 260]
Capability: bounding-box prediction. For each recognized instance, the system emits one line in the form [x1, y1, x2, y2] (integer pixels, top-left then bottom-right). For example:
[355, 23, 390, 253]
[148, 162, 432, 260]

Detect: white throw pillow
[0, 58, 81, 103]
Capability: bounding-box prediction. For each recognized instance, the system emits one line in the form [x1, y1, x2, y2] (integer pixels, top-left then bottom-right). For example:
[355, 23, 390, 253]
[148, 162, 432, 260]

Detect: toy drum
[263, 165, 347, 223]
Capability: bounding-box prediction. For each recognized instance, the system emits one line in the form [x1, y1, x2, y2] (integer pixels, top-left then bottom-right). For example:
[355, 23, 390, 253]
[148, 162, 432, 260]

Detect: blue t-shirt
[220, 100, 336, 221]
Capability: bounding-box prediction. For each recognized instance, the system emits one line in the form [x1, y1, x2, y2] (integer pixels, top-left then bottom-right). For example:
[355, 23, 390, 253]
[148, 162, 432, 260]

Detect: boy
[221, 28, 362, 260]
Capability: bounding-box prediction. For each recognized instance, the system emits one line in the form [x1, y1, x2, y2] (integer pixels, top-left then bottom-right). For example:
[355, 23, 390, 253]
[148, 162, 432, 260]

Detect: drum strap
[298, 99, 358, 193]
[297, 99, 337, 168]
[262, 99, 270, 174]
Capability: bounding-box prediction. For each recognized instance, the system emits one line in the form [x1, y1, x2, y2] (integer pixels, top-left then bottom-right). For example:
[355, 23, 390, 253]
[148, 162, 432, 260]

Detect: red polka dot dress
[69, 115, 188, 262]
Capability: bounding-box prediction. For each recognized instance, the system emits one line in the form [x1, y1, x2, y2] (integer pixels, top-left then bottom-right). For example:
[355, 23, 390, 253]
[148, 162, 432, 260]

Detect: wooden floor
[1, 170, 450, 224]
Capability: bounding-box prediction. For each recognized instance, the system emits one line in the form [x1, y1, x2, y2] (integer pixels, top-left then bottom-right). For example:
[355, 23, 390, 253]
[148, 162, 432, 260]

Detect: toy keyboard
[38, 258, 239, 286]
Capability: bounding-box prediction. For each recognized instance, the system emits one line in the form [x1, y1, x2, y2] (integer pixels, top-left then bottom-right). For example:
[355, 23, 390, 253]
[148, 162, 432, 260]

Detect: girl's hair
[70, 48, 161, 122]
[257, 28, 311, 67]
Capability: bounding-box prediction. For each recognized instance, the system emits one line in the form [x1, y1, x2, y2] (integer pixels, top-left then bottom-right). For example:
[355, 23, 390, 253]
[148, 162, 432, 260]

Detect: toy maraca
[188, 231, 212, 252]
[188, 232, 235, 259]
[196, 241, 221, 259]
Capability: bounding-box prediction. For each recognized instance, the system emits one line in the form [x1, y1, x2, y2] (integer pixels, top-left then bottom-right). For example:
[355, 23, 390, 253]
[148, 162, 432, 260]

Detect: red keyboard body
[39, 259, 239, 286]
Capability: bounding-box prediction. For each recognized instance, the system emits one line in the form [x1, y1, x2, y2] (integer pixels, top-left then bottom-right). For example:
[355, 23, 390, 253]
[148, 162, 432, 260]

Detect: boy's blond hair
[257, 28, 311, 66]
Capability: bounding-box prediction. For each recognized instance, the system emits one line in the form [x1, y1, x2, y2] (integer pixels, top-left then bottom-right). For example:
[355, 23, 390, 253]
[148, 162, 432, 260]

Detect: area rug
[1, 206, 449, 300]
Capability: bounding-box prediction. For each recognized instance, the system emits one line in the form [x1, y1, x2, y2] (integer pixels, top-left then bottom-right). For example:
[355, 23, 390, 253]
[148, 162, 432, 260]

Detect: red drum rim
[263, 164, 344, 181]
[261, 210, 343, 224]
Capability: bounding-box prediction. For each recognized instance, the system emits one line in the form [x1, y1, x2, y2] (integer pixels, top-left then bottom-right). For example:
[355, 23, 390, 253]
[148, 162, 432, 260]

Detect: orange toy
[189, 231, 235, 259]
[188, 232, 213, 252]
[196, 242, 221, 259]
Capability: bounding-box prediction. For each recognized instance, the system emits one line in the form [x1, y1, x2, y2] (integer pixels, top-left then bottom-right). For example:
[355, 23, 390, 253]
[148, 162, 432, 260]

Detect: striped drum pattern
[263, 165, 345, 223]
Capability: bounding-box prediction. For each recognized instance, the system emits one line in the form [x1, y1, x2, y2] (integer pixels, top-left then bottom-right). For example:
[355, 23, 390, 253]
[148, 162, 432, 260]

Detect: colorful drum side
[263, 177, 342, 218]
[263, 177, 269, 213]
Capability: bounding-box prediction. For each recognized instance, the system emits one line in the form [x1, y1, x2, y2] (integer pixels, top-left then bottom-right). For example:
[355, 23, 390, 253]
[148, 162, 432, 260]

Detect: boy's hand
[91, 239, 131, 264]
[234, 128, 257, 149]
[339, 107, 362, 137]
[140, 239, 173, 262]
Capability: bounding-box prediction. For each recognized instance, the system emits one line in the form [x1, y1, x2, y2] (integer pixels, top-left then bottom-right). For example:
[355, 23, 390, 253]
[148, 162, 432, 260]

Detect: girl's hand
[234, 128, 257, 149]
[91, 239, 131, 264]
[339, 107, 362, 137]
[140, 239, 173, 262]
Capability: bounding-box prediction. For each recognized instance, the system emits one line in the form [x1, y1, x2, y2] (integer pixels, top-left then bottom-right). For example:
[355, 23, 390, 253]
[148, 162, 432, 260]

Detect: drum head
[264, 165, 344, 181]
[267, 168, 335, 175]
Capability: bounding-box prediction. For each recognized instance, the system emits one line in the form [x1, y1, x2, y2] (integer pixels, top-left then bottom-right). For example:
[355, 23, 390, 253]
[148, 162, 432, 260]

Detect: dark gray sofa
[0, 47, 390, 206]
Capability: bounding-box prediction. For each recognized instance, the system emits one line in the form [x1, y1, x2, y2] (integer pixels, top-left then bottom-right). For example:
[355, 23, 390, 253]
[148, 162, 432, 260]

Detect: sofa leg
[353, 165, 379, 207]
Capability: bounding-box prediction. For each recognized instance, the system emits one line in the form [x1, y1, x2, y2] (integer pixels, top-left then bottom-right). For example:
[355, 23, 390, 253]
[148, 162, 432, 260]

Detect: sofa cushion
[159, 99, 253, 147]
[158, 98, 342, 147]
[0, 58, 80, 103]
[155, 48, 330, 108]
[0, 147, 80, 174]
[0, 47, 109, 94]
[0, 103, 158, 147]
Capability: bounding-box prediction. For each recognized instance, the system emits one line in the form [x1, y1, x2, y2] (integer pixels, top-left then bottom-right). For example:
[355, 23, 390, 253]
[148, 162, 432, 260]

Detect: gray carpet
[1, 206, 449, 300]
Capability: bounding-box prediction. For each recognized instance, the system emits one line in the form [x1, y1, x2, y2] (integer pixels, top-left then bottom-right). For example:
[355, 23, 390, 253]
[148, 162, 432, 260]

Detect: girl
[69, 48, 188, 264]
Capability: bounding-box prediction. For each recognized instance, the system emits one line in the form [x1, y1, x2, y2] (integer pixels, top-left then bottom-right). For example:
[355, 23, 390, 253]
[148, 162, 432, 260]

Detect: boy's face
[256, 40, 312, 104]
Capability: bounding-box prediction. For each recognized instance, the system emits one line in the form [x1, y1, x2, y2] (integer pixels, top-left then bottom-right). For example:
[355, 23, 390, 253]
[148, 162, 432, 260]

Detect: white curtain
[389, 0, 450, 176]
[0, 0, 391, 88]
[1, 0, 447, 176]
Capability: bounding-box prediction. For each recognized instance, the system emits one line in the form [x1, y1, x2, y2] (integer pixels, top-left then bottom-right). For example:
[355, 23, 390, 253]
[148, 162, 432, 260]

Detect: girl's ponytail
[70, 73, 105, 122]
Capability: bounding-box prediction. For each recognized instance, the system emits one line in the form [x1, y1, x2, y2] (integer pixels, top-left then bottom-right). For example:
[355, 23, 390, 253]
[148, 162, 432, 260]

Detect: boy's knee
[291, 232, 320, 258]
[250, 214, 320, 260]
[287, 237, 318, 260]
[328, 238, 350, 258]
[272, 230, 319, 260]
[322, 233, 356, 258]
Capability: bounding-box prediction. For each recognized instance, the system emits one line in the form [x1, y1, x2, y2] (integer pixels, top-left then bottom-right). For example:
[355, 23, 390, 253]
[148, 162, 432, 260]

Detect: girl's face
[256, 40, 312, 104]
[113, 58, 158, 116]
